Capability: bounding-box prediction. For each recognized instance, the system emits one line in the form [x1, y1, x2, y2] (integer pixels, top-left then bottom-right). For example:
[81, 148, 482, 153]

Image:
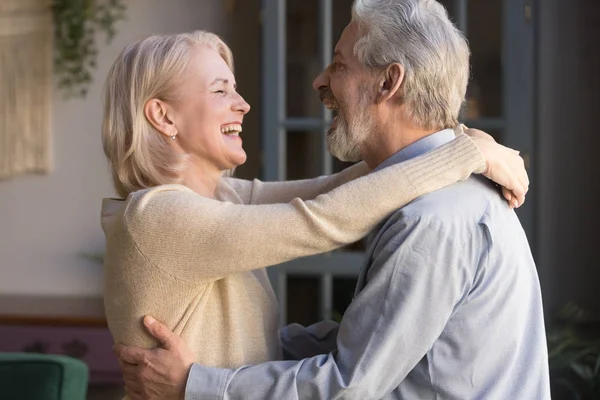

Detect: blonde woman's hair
[102, 30, 234, 198]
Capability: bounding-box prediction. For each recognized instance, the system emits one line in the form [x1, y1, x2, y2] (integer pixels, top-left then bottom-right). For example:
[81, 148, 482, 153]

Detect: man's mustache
[319, 87, 335, 103]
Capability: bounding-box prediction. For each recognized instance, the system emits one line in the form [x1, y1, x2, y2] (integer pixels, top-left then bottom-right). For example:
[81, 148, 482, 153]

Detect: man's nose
[312, 69, 328, 93]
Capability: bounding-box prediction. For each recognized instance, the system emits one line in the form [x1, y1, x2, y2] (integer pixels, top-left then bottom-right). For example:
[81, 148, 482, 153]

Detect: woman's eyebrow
[210, 78, 228, 85]
[210, 78, 236, 89]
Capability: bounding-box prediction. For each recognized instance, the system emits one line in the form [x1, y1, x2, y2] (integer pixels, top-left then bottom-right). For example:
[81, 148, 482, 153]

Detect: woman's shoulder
[103, 183, 193, 215]
[129, 183, 194, 200]
[102, 184, 196, 229]
[124, 184, 200, 219]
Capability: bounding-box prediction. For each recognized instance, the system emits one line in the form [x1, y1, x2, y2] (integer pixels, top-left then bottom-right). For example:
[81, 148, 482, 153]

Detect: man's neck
[362, 119, 439, 170]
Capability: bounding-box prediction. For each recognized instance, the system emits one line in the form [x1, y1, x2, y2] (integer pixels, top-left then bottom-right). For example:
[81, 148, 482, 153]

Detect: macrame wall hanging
[0, 0, 52, 180]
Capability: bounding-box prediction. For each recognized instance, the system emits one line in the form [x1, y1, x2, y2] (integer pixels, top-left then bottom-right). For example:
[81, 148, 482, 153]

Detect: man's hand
[113, 316, 195, 400]
[465, 127, 529, 208]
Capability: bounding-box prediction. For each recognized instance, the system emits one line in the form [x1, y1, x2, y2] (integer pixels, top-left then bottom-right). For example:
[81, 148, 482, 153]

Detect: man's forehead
[334, 22, 359, 59]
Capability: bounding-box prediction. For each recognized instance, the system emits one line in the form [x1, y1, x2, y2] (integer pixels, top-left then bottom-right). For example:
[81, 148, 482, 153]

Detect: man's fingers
[125, 385, 144, 400]
[143, 316, 176, 349]
[119, 360, 140, 381]
[113, 343, 135, 363]
[114, 344, 148, 365]
[113, 343, 125, 358]
[124, 378, 143, 393]
[119, 358, 137, 371]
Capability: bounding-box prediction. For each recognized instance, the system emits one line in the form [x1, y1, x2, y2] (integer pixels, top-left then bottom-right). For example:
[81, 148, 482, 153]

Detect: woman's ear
[144, 99, 177, 138]
[377, 63, 405, 104]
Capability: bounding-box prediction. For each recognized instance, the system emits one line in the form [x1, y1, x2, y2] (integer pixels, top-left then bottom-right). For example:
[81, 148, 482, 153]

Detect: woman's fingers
[501, 187, 514, 208]
[474, 137, 529, 208]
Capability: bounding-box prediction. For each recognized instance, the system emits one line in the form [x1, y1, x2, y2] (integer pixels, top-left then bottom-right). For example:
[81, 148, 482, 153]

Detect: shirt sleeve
[185, 216, 472, 400]
[224, 162, 370, 204]
[125, 135, 484, 282]
[280, 321, 340, 360]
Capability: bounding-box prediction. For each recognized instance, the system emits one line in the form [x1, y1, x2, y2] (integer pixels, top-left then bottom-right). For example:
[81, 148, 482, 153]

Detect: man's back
[364, 175, 550, 399]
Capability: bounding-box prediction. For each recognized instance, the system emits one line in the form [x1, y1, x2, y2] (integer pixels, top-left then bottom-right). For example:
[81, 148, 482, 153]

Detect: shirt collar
[373, 129, 456, 172]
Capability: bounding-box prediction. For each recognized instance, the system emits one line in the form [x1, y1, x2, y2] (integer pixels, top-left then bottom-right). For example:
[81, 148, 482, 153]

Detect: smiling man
[114, 0, 549, 399]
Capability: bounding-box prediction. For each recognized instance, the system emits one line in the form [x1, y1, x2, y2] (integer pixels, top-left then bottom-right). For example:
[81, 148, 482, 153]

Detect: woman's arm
[222, 162, 370, 204]
[224, 127, 527, 207]
[124, 134, 485, 282]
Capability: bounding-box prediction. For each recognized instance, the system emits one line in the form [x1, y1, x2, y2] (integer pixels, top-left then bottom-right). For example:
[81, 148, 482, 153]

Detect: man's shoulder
[376, 176, 510, 246]
[394, 175, 502, 223]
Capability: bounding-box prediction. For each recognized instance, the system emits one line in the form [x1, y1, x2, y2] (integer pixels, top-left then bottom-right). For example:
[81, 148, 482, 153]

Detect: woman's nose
[233, 93, 251, 114]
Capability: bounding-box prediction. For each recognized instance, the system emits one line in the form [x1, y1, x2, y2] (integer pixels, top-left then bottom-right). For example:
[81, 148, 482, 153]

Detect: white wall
[0, 0, 230, 296]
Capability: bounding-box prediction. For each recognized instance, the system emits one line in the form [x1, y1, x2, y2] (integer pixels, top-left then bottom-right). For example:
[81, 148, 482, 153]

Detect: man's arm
[185, 215, 473, 400]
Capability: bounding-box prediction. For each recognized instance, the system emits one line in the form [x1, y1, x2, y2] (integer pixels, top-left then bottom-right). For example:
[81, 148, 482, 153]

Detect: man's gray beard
[327, 105, 373, 163]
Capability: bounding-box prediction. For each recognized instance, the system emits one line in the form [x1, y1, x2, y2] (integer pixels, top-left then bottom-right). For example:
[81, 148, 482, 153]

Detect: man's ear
[144, 98, 177, 138]
[377, 63, 404, 104]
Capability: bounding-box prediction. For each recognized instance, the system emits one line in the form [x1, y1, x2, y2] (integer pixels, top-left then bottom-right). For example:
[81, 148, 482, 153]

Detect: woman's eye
[216, 90, 225, 94]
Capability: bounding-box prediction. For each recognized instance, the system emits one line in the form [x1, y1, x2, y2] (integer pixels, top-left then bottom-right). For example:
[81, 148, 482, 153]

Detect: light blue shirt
[186, 130, 551, 399]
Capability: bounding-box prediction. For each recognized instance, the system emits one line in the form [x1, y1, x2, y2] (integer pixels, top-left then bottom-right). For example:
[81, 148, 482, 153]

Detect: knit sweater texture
[101, 134, 485, 370]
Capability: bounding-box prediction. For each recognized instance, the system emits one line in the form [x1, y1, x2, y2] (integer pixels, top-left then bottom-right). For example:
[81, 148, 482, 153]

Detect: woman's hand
[465, 127, 529, 209]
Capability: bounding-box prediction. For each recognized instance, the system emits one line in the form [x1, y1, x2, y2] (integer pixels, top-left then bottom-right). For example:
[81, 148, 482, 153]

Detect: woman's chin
[226, 150, 247, 169]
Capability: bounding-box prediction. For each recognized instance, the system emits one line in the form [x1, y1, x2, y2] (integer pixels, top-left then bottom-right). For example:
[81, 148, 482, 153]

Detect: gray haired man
[115, 0, 550, 398]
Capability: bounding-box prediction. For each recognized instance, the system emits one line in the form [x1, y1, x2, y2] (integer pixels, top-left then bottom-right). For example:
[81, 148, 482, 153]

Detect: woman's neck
[180, 157, 223, 199]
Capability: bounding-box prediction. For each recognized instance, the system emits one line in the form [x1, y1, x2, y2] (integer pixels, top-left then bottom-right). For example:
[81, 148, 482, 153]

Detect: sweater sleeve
[222, 162, 370, 204]
[124, 134, 485, 282]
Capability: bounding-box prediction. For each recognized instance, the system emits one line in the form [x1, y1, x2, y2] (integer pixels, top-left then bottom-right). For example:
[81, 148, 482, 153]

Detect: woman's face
[169, 46, 250, 171]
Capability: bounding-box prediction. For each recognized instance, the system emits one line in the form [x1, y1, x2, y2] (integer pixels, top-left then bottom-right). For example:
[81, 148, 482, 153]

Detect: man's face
[313, 22, 376, 162]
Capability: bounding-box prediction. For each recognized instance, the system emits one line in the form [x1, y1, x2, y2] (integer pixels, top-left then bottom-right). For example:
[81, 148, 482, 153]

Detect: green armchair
[0, 353, 88, 400]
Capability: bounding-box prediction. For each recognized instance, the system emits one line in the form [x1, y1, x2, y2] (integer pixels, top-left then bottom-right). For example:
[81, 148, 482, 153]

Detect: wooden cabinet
[0, 296, 121, 385]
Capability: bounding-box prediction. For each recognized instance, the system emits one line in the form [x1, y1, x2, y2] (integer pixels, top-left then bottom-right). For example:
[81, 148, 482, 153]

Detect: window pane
[286, 275, 320, 325]
[333, 277, 358, 319]
[438, 0, 504, 119]
[467, 0, 503, 118]
[331, 157, 355, 175]
[286, 276, 361, 326]
[286, 0, 321, 118]
[286, 130, 323, 180]
[332, 0, 354, 46]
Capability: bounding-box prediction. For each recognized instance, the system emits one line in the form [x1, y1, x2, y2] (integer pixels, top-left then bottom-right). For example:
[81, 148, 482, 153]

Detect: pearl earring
[170, 134, 177, 141]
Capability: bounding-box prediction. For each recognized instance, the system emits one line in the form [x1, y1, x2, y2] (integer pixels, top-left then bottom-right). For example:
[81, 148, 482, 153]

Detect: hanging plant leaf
[51, 0, 127, 98]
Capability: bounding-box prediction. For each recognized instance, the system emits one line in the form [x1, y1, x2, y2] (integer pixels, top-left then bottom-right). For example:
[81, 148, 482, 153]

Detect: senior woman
[101, 29, 526, 392]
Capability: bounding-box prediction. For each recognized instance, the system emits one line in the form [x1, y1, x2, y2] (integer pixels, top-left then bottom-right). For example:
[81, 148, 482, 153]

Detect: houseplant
[548, 303, 600, 399]
[52, 0, 127, 97]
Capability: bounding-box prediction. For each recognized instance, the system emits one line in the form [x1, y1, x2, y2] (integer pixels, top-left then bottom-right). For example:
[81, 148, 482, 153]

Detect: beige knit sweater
[101, 134, 485, 370]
